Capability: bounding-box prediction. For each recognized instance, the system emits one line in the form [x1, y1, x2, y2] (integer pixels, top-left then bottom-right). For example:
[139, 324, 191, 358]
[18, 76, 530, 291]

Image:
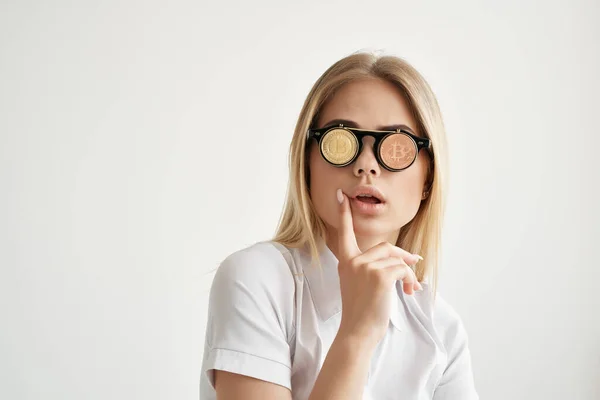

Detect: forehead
[317, 78, 418, 133]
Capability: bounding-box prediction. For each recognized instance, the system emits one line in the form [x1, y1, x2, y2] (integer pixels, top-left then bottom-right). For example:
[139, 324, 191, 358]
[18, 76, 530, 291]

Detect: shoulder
[431, 291, 471, 347]
[206, 240, 299, 338]
[432, 291, 461, 325]
[202, 243, 298, 393]
[212, 240, 298, 295]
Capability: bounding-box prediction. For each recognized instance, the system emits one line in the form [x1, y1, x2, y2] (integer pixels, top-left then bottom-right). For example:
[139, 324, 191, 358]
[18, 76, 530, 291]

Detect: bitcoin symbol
[329, 135, 349, 153]
[390, 142, 412, 162]
[380, 134, 415, 169]
[321, 129, 358, 164]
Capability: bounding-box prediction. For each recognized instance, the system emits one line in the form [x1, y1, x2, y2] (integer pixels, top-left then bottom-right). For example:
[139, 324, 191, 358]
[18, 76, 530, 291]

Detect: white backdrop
[1, 1, 599, 399]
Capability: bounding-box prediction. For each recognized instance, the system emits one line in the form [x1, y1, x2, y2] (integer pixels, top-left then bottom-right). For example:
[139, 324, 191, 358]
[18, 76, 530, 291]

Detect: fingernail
[336, 188, 344, 204]
[413, 254, 424, 262]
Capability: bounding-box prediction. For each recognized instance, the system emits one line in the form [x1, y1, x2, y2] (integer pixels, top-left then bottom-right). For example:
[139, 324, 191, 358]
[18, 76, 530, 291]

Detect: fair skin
[309, 77, 432, 256]
[214, 78, 432, 399]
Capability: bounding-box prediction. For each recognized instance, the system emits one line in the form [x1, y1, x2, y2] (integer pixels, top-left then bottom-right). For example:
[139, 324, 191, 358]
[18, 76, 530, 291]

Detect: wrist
[333, 330, 378, 357]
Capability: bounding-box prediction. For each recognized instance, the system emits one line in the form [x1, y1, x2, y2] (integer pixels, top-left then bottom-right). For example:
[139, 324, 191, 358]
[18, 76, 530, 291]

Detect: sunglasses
[307, 123, 432, 172]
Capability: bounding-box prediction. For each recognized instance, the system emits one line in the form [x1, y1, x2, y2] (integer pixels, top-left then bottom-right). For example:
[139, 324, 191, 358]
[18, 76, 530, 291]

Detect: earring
[421, 190, 429, 200]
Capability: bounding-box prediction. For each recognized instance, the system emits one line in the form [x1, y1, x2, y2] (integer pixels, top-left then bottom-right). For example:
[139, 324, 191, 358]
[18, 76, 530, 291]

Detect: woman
[200, 51, 479, 400]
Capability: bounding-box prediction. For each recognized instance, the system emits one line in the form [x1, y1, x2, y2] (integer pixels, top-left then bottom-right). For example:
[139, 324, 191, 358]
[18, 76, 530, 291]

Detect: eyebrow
[320, 118, 415, 133]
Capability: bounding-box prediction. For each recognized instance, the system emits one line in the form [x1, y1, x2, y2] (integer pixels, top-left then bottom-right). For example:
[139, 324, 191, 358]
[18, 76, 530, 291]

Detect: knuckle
[365, 261, 378, 270]
[395, 256, 408, 266]
[396, 259, 409, 270]
[373, 270, 387, 286]
[381, 242, 396, 257]
[377, 241, 392, 252]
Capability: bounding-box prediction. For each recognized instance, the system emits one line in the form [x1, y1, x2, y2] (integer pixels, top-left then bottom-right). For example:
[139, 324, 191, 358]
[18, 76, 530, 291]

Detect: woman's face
[308, 78, 432, 248]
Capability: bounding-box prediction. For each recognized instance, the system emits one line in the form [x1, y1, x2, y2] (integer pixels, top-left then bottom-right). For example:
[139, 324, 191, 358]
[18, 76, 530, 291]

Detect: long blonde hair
[272, 51, 449, 300]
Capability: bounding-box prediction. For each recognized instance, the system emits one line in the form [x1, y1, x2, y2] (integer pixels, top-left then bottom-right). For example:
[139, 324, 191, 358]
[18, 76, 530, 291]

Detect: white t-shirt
[200, 240, 479, 400]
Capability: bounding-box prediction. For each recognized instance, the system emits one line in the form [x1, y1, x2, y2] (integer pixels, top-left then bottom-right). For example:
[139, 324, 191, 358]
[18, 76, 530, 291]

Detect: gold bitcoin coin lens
[380, 133, 417, 170]
[320, 128, 358, 165]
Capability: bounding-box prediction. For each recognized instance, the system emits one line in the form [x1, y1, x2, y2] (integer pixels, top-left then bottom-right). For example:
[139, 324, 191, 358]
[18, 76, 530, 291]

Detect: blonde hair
[272, 50, 449, 300]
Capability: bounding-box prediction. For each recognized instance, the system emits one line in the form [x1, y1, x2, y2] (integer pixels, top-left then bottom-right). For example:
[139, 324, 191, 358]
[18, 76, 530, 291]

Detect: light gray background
[1, 1, 599, 399]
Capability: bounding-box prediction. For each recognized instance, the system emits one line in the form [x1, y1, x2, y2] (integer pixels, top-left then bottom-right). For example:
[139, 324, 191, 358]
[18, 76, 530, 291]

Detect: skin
[309, 77, 432, 259]
[214, 77, 432, 399]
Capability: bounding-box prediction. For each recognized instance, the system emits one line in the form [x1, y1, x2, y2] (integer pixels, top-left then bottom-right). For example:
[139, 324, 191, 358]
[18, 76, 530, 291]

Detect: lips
[350, 195, 386, 215]
[349, 185, 386, 203]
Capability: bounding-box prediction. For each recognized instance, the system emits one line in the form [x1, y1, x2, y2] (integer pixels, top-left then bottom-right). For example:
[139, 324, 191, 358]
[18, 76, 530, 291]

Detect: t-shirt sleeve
[433, 294, 479, 400]
[201, 243, 295, 392]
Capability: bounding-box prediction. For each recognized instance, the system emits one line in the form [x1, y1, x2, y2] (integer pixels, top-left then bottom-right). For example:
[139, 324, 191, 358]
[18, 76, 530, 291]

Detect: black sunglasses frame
[306, 123, 432, 172]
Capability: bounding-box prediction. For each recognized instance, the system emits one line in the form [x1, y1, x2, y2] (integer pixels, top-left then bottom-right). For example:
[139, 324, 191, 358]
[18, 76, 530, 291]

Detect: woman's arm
[214, 370, 292, 400]
[214, 332, 375, 400]
[307, 333, 374, 400]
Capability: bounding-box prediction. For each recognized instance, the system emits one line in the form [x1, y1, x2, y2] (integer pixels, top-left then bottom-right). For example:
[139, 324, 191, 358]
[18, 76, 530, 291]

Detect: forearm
[308, 333, 375, 400]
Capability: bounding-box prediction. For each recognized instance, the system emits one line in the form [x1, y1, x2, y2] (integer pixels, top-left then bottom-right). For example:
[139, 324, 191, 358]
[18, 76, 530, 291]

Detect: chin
[351, 220, 391, 237]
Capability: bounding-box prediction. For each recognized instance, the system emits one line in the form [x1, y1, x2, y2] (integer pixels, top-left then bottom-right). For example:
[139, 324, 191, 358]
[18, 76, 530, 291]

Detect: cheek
[387, 160, 428, 211]
[384, 176, 422, 228]
[389, 175, 421, 205]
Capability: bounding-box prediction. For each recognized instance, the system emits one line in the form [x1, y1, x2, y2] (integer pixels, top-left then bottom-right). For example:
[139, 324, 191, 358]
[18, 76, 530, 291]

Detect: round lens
[320, 128, 358, 166]
[379, 133, 417, 170]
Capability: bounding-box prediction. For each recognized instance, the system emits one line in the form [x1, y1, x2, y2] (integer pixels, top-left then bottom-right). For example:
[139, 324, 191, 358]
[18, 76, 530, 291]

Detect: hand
[335, 188, 423, 348]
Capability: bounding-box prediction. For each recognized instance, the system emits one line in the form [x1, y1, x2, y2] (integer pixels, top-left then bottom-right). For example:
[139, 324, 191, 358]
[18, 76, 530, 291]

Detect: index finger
[337, 188, 361, 262]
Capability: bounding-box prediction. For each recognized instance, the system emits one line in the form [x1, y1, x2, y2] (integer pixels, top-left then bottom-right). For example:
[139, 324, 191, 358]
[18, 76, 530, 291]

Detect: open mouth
[354, 195, 382, 204]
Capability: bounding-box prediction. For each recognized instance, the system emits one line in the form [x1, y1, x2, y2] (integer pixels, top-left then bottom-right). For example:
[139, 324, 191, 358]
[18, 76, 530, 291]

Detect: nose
[352, 136, 381, 177]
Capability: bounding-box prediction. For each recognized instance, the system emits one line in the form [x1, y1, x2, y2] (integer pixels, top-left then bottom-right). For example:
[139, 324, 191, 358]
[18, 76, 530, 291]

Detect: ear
[422, 161, 434, 200]
[421, 189, 430, 201]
